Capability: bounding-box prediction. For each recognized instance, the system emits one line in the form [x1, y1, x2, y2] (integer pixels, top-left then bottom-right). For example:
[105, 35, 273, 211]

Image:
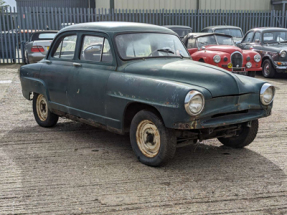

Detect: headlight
[254, 54, 261, 62]
[246, 62, 252, 68]
[279, 50, 286, 58]
[260, 83, 275, 105]
[184, 91, 205, 116]
[213, 55, 221, 63]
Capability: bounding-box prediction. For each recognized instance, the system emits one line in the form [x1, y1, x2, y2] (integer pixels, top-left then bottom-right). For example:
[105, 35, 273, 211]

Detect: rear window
[31, 32, 57, 41]
[214, 28, 243, 38]
[39, 33, 57, 39]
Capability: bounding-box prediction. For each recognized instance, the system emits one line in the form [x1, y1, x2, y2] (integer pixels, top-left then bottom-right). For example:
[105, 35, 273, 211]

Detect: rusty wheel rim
[263, 63, 270, 77]
[136, 120, 160, 158]
[36, 94, 48, 121]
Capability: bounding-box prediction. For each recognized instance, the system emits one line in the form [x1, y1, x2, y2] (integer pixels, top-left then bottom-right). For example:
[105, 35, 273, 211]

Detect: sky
[4, 0, 17, 8]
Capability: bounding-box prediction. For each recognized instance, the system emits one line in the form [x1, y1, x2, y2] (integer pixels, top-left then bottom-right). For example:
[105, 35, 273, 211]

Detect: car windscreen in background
[171, 29, 193, 37]
[214, 29, 243, 38]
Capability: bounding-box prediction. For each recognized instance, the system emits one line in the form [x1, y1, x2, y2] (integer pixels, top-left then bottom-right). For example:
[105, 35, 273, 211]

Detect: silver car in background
[24, 30, 58, 64]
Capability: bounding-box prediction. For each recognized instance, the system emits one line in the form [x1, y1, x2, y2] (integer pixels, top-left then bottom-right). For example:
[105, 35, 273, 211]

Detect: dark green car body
[20, 22, 273, 135]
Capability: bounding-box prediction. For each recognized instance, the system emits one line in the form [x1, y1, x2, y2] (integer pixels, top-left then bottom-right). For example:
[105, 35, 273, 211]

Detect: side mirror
[254, 39, 260, 44]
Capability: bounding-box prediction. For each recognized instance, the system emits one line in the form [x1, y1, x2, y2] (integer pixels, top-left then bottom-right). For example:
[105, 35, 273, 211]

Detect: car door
[40, 33, 78, 112]
[237, 31, 254, 50]
[67, 32, 117, 125]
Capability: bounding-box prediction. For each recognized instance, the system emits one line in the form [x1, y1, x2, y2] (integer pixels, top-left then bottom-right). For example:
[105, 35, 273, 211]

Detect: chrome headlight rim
[254, 54, 261, 62]
[184, 90, 205, 116]
[213, 55, 221, 63]
[260, 83, 275, 106]
[246, 62, 252, 68]
[279, 50, 286, 58]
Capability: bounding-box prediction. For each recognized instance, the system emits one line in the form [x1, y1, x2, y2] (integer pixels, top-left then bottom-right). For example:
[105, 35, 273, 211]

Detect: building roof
[60, 22, 176, 35]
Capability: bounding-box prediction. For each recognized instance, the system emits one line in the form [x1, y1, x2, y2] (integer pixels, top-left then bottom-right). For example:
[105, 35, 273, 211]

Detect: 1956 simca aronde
[20, 22, 275, 166]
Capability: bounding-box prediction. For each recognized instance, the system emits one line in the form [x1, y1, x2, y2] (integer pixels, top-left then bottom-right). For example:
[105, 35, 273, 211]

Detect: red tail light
[31, 46, 45, 52]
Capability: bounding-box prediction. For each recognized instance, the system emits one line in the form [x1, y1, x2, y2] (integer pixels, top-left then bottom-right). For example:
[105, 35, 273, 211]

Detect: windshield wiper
[156, 49, 175, 54]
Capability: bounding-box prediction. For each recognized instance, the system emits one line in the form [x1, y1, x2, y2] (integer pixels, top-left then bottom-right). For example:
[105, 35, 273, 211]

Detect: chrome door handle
[73, 62, 82, 67]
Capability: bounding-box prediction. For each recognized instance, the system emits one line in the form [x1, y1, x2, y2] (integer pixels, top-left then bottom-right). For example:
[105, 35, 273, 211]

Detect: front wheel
[218, 120, 259, 148]
[262, 59, 276, 78]
[130, 110, 176, 167]
[33, 93, 58, 127]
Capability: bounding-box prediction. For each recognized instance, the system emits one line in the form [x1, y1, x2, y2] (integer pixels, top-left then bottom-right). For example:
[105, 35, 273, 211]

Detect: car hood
[122, 58, 262, 98]
[204, 45, 242, 54]
[262, 43, 287, 52]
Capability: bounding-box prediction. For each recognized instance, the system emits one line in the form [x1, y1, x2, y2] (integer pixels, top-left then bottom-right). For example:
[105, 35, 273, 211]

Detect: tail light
[31, 45, 45, 52]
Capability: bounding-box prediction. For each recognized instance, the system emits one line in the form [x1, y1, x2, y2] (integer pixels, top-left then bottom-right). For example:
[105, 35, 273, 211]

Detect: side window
[242, 32, 254, 43]
[80, 35, 113, 63]
[253, 32, 261, 42]
[52, 35, 77, 60]
[187, 39, 196, 48]
[201, 29, 209, 33]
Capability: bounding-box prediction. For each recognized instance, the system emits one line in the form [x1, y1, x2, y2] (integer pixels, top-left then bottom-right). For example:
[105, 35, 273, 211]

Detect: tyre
[262, 59, 275, 78]
[247, 71, 256, 77]
[218, 120, 259, 148]
[130, 110, 176, 167]
[33, 93, 58, 127]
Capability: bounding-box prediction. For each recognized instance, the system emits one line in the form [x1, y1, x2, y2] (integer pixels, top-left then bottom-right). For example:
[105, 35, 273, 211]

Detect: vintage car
[20, 22, 275, 167]
[164, 25, 192, 39]
[24, 30, 58, 64]
[182, 33, 262, 77]
[238, 27, 287, 78]
[201, 25, 244, 44]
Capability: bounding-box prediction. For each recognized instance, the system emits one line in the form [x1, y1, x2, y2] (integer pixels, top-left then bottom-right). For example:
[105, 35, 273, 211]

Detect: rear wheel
[218, 120, 258, 148]
[33, 93, 58, 127]
[130, 110, 176, 167]
[262, 59, 275, 78]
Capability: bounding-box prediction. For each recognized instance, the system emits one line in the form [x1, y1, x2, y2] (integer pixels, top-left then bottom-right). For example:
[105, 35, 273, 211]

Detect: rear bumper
[28, 53, 46, 63]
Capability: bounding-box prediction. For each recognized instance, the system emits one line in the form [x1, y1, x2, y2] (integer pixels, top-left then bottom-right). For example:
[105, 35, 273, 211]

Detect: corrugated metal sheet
[16, 0, 90, 8]
[96, 0, 271, 11]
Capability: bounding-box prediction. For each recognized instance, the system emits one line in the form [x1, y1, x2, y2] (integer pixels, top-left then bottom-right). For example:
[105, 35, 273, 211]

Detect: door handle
[73, 62, 82, 67]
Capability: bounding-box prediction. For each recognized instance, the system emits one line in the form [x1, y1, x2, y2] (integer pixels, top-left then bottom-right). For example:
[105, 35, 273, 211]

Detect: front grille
[231, 52, 243, 69]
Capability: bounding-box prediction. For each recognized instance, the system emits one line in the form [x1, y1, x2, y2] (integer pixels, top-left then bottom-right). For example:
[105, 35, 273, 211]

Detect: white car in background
[24, 30, 58, 64]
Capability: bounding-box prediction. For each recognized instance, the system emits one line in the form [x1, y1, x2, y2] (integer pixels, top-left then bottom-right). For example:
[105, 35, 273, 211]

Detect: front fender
[105, 72, 211, 129]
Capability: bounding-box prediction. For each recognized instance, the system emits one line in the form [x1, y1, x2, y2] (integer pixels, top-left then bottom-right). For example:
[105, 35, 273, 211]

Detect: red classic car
[182, 33, 262, 77]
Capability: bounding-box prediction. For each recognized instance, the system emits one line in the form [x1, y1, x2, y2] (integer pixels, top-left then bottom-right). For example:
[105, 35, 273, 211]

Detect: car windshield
[197, 35, 234, 48]
[115, 33, 190, 59]
[171, 28, 192, 37]
[263, 31, 287, 43]
[214, 28, 243, 38]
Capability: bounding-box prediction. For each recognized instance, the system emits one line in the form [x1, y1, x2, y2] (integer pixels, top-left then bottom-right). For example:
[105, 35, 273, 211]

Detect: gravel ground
[0, 65, 286, 215]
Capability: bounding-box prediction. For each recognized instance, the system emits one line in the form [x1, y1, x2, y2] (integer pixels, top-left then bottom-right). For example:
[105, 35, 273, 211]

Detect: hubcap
[264, 63, 270, 77]
[36, 94, 48, 121]
[136, 120, 160, 158]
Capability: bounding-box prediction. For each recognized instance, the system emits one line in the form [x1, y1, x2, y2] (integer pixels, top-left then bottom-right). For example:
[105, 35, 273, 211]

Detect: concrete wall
[95, 0, 271, 11]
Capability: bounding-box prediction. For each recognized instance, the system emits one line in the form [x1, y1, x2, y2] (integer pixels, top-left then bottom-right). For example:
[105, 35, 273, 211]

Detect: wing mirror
[254, 39, 260, 44]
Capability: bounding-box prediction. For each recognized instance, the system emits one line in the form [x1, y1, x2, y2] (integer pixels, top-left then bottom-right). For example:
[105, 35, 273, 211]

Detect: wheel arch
[123, 102, 164, 133]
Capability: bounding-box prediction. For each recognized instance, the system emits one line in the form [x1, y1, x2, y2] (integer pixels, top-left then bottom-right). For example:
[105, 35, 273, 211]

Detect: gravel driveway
[0, 65, 286, 214]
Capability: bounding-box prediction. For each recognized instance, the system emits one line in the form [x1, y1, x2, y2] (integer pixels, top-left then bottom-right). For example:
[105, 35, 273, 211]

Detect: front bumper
[173, 94, 272, 130]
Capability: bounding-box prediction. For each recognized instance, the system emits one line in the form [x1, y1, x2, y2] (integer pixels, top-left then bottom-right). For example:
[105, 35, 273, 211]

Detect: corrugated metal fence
[0, 7, 287, 63]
